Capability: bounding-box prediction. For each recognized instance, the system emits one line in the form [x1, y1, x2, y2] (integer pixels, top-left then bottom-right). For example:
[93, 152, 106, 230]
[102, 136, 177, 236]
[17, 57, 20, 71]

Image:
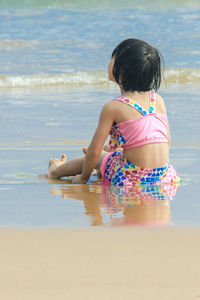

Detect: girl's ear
[118, 74, 123, 84]
[109, 73, 116, 82]
[108, 58, 116, 82]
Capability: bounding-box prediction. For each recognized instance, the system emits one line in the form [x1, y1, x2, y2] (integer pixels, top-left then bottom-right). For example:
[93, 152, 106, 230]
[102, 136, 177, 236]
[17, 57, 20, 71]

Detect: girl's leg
[83, 144, 111, 155]
[95, 150, 108, 170]
[48, 150, 109, 179]
[48, 155, 85, 178]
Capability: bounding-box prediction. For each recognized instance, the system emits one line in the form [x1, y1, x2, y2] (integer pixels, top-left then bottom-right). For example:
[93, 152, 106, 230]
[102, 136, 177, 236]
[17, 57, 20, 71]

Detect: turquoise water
[0, 2, 199, 227]
[0, 0, 200, 10]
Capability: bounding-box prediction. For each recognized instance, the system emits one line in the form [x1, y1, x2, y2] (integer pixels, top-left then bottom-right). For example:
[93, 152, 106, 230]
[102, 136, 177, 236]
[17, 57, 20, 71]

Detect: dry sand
[0, 227, 200, 300]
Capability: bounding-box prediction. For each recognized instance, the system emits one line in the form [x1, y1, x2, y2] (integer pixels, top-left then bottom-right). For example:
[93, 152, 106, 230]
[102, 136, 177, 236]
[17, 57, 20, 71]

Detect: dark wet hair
[112, 38, 163, 92]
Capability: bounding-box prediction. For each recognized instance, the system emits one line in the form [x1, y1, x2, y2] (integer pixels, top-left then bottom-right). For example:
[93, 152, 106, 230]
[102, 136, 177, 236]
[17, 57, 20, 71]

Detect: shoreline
[0, 227, 200, 300]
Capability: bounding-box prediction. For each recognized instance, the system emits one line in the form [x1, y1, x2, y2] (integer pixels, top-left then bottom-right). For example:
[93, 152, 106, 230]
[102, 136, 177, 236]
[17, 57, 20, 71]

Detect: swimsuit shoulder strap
[149, 90, 156, 113]
[114, 96, 149, 116]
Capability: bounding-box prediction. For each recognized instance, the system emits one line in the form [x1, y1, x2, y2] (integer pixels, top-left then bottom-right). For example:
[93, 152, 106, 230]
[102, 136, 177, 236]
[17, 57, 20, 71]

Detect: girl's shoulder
[101, 99, 118, 111]
[100, 99, 126, 123]
[101, 98, 123, 113]
[155, 93, 167, 115]
[103, 92, 167, 116]
[107, 93, 167, 114]
[99, 100, 118, 120]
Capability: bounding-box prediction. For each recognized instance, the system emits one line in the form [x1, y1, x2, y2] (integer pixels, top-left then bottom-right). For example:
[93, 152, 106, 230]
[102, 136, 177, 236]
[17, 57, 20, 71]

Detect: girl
[48, 38, 181, 186]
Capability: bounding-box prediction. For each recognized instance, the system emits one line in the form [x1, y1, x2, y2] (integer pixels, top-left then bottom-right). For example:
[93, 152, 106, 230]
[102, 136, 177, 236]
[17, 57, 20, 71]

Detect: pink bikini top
[109, 90, 168, 150]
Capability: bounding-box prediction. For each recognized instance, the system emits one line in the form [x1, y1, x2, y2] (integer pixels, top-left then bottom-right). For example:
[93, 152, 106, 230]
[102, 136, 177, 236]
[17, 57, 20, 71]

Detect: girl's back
[109, 91, 169, 169]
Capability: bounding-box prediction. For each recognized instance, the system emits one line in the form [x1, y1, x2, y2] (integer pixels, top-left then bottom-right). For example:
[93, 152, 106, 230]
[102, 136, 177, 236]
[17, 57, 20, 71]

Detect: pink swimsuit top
[109, 90, 168, 150]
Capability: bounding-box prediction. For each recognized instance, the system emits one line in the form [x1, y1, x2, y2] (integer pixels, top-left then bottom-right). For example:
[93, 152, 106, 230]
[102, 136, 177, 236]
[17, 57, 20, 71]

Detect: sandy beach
[0, 227, 200, 300]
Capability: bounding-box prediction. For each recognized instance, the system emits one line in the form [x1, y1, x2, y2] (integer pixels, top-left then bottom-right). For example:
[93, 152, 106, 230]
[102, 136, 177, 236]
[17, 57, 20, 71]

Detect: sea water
[0, 0, 199, 227]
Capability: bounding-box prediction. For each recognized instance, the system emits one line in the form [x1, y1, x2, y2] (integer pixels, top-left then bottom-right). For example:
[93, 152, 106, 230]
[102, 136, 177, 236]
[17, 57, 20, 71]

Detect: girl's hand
[72, 174, 86, 184]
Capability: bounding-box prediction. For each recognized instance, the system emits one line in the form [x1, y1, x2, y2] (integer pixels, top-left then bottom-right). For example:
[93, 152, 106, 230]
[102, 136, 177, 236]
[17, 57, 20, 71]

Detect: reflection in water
[49, 179, 181, 227]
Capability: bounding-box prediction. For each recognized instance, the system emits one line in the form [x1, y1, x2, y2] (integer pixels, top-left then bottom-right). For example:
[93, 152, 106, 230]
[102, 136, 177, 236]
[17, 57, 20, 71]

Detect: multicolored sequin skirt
[100, 151, 182, 186]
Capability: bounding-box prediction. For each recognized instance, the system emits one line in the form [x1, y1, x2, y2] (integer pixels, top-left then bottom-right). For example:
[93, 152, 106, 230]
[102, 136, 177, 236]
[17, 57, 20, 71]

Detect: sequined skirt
[100, 151, 181, 186]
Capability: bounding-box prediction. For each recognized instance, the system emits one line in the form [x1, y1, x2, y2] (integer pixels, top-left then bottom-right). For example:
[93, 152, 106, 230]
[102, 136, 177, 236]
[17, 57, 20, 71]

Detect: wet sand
[0, 227, 200, 300]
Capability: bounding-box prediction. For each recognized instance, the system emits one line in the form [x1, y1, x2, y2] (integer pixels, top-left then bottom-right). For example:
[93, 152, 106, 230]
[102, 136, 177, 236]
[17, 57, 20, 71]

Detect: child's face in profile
[107, 57, 115, 82]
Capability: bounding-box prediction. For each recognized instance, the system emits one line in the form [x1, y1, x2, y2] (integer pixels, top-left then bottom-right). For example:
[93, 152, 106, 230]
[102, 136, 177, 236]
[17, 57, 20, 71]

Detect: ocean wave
[0, 72, 108, 88]
[0, 69, 199, 88]
[165, 68, 200, 84]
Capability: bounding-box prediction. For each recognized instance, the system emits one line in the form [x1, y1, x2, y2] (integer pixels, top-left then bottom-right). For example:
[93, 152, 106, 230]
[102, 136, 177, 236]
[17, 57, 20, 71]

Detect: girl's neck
[121, 91, 133, 98]
[120, 88, 143, 99]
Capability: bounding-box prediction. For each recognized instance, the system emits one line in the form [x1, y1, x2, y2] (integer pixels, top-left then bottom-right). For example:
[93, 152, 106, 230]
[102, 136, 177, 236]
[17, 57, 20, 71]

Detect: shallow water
[0, 2, 199, 227]
[0, 84, 199, 227]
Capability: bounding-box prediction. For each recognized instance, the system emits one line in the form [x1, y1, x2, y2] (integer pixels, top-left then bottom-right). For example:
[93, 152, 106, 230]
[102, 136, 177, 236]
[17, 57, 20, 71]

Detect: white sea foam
[0, 69, 199, 88]
[0, 72, 108, 88]
[165, 68, 200, 84]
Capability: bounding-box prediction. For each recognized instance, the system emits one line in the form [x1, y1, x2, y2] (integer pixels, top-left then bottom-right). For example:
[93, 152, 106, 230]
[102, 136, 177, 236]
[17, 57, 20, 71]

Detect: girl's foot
[82, 147, 88, 154]
[103, 144, 111, 152]
[48, 154, 67, 178]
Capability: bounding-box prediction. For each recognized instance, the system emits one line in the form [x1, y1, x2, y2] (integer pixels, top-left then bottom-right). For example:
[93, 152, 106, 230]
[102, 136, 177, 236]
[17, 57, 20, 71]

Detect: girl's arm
[167, 120, 171, 149]
[80, 102, 115, 183]
[157, 94, 171, 148]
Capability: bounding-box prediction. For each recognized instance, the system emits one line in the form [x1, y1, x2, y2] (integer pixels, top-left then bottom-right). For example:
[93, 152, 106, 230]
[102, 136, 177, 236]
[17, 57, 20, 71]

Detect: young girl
[48, 38, 181, 186]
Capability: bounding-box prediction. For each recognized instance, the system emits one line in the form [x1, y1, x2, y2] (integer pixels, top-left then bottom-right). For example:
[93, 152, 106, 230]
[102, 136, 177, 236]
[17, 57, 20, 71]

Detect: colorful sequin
[104, 151, 182, 186]
[109, 125, 126, 151]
